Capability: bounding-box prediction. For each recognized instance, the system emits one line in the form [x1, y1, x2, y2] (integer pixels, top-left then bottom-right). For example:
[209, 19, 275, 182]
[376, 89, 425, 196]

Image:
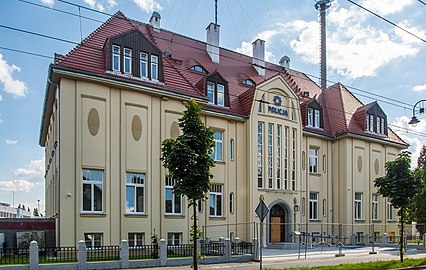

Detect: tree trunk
[400, 208, 404, 263]
[193, 202, 198, 270]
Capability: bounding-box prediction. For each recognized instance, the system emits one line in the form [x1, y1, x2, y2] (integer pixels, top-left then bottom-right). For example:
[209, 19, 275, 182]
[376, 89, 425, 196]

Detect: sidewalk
[124, 246, 426, 270]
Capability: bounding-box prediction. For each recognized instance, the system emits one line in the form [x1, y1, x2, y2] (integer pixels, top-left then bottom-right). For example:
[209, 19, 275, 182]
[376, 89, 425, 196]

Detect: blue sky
[0, 0, 425, 214]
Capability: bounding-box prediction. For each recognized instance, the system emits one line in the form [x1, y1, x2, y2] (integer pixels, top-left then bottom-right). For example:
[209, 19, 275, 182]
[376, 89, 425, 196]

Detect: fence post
[78, 240, 87, 270]
[365, 233, 370, 247]
[224, 238, 231, 261]
[159, 239, 167, 267]
[383, 233, 388, 246]
[252, 238, 259, 261]
[29, 240, 38, 270]
[120, 239, 129, 269]
[352, 234, 357, 246]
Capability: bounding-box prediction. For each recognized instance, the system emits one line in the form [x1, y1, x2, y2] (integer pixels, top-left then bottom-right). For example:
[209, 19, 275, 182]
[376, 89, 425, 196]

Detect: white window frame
[387, 201, 394, 221]
[207, 82, 215, 104]
[284, 127, 288, 190]
[209, 184, 223, 217]
[217, 84, 225, 106]
[212, 131, 223, 161]
[314, 109, 320, 128]
[128, 233, 145, 247]
[151, 55, 158, 80]
[82, 169, 103, 213]
[112, 45, 120, 72]
[291, 129, 296, 190]
[84, 233, 103, 248]
[355, 192, 363, 220]
[123, 48, 132, 74]
[268, 123, 273, 189]
[380, 118, 385, 134]
[376, 116, 380, 134]
[126, 172, 145, 214]
[167, 233, 182, 246]
[165, 177, 182, 215]
[307, 108, 313, 127]
[309, 192, 318, 220]
[365, 114, 370, 131]
[369, 114, 374, 132]
[257, 122, 264, 188]
[140, 52, 148, 78]
[372, 194, 378, 220]
[276, 125, 282, 189]
[309, 147, 319, 173]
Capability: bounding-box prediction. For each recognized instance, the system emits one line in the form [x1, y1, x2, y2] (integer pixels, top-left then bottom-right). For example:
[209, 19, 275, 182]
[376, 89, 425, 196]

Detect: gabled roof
[43, 11, 407, 147]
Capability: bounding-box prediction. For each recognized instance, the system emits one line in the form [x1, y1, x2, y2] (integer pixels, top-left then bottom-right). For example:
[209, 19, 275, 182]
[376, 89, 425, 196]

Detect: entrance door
[269, 204, 286, 242]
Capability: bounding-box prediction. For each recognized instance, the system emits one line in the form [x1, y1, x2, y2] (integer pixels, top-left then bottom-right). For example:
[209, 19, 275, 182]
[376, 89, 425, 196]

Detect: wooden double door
[269, 204, 286, 242]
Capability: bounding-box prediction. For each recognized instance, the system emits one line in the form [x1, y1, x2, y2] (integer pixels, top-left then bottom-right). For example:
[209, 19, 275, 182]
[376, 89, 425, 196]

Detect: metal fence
[200, 242, 225, 256]
[167, 244, 193, 258]
[39, 246, 78, 263]
[86, 245, 120, 261]
[0, 248, 30, 265]
[202, 222, 255, 242]
[231, 241, 253, 255]
[129, 244, 158, 260]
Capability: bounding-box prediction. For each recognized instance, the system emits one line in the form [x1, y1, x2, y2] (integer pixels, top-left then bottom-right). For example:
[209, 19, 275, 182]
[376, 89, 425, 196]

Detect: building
[39, 12, 407, 248]
[0, 202, 31, 218]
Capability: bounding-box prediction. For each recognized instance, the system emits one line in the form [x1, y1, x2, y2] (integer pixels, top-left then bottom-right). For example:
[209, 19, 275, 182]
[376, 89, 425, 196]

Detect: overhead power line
[346, 0, 426, 43]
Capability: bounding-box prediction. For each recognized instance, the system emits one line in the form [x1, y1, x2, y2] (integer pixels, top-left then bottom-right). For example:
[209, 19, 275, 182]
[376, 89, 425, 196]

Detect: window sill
[209, 216, 226, 220]
[105, 70, 164, 85]
[164, 214, 185, 219]
[214, 160, 226, 165]
[125, 213, 148, 217]
[80, 212, 106, 217]
[372, 219, 381, 223]
[354, 219, 365, 223]
[309, 172, 321, 176]
[309, 219, 321, 222]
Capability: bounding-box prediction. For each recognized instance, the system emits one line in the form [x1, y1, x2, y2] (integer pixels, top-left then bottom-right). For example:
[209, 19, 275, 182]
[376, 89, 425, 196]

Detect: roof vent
[206, 23, 220, 63]
[252, 39, 265, 76]
[303, 91, 310, 97]
[164, 50, 172, 58]
[149, 11, 161, 32]
[279, 55, 290, 69]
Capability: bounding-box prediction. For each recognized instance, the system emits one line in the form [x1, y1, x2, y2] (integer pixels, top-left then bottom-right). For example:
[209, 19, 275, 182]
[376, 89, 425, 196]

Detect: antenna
[215, 0, 218, 25]
[315, 0, 331, 89]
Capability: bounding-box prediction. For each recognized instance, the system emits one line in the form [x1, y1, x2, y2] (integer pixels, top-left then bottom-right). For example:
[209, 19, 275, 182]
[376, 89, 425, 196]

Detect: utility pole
[315, 0, 331, 89]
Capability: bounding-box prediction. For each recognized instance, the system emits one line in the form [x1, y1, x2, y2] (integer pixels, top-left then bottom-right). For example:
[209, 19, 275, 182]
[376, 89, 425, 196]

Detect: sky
[0, 0, 425, 215]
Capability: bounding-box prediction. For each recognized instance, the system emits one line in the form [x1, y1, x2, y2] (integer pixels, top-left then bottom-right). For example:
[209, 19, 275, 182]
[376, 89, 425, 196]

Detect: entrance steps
[266, 242, 299, 250]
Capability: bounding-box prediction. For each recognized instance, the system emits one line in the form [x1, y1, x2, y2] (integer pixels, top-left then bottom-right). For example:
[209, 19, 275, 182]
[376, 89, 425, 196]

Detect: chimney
[149, 11, 161, 32]
[252, 39, 265, 76]
[279, 55, 290, 69]
[206, 23, 220, 63]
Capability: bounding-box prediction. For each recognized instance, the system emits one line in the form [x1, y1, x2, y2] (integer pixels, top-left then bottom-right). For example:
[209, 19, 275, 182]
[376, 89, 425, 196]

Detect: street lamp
[408, 100, 426, 127]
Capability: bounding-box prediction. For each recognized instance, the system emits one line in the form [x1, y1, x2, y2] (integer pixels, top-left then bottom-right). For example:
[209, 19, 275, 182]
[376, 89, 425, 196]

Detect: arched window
[323, 198, 327, 217]
[242, 79, 255, 86]
[302, 151, 305, 171]
[229, 192, 234, 214]
[191, 65, 207, 74]
[323, 155, 327, 173]
[229, 139, 234, 161]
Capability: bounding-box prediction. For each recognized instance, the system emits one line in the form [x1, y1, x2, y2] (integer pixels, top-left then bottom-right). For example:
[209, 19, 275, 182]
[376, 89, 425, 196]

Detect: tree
[33, 207, 39, 217]
[375, 151, 421, 262]
[413, 145, 426, 234]
[161, 99, 214, 270]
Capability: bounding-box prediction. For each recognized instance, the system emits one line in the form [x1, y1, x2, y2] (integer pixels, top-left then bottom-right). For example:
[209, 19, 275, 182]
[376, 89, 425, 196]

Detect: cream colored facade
[42, 72, 403, 247]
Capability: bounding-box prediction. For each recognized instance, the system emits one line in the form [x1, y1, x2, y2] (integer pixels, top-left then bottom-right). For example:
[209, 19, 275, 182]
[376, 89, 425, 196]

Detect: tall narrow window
[124, 48, 132, 74]
[140, 52, 148, 78]
[229, 139, 234, 161]
[257, 122, 264, 188]
[284, 127, 288, 190]
[126, 173, 145, 213]
[376, 116, 380, 133]
[372, 194, 378, 220]
[365, 114, 370, 131]
[210, 184, 223, 217]
[309, 192, 318, 220]
[387, 201, 394, 221]
[276, 125, 282, 189]
[301, 197, 305, 216]
[291, 129, 296, 190]
[112, 45, 120, 71]
[207, 82, 215, 104]
[314, 110, 320, 128]
[322, 198, 327, 217]
[82, 169, 103, 213]
[309, 148, 318, 173]
[211, 131, 223, 161]
[165, 177, 182, 215]
[217, 84, 225, 106]
[268, 123, 273, 189]
[369, 114, 374, 132]
[151, 55, 158, 80]
[355, 193, 362, 220]
[307, 108, 313, 127]
[229, 192, 234, 214]
[380, 118, 385, 134]
[323, 155, 327, 173]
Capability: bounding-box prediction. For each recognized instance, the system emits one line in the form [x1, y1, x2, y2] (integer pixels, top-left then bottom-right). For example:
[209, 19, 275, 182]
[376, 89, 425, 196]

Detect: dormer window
[207, 82, 225, 106]
[307, 107, 321, 128]
[366, 113, 386, 134]
[124, 48, 132, 74]
[151, 55, 158, 80]
[191, 65, 207, 74]
[112, 45, 120, 71]
[242, 79, 255, 86]
[140, 52, 148, 78]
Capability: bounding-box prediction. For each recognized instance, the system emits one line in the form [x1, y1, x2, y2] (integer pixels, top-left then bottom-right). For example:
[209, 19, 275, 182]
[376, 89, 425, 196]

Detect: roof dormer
[205, 72, 229, 107]
[306, 99, 323, 129]
[364, 102, 387, 135]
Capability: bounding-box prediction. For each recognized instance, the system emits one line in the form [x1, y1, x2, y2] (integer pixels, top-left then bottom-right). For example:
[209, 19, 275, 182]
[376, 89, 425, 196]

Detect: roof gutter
[336, 132, 409, 149]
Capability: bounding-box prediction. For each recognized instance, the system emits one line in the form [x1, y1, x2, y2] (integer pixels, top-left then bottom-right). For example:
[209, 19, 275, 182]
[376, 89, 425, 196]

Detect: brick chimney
[252, 39, 265, 76]
[206, 23, 220, 63]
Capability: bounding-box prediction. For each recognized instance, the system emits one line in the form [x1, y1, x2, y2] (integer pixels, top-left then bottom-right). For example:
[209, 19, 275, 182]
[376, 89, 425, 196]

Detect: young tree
[375, 151, 421, 262]
[161, 99, 214, 270]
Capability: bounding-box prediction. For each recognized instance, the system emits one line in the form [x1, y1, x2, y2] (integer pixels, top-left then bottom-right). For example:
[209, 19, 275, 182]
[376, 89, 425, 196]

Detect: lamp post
[408, 100, 426, 127]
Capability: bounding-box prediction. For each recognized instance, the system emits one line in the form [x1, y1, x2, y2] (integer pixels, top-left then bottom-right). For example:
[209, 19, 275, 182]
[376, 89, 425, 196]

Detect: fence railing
[167, 244, 193, 258]
[200, 242, 225, 256]
[129, 244, 158, 260]
[86, 245, 120, 261]
[39, 246, 77, 263]
[0, 248, 30, 265]
[231, 242, 253, 255]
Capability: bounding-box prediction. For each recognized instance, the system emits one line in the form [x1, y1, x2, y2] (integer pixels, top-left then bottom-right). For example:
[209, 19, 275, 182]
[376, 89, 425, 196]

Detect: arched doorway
[269, 204, 287, 242]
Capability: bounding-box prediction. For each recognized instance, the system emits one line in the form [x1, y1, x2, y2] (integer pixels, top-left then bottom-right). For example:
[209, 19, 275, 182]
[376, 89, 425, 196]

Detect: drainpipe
[331, 141, 335, 235]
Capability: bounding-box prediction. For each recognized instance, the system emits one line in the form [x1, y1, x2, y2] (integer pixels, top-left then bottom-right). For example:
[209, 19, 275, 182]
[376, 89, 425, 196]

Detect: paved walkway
[125, 245, 426, 270]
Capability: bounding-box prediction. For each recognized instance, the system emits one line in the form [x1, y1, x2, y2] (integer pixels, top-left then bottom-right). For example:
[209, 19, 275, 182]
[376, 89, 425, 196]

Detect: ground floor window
[128, 232, 144, 246]
[210, 184, 223, 217]
[84, 233, 103, 248]
[167, 232, 182, 246]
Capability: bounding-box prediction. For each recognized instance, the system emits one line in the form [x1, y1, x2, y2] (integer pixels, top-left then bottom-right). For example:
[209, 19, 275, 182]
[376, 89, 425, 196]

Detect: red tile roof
[50, 12, 407, 147]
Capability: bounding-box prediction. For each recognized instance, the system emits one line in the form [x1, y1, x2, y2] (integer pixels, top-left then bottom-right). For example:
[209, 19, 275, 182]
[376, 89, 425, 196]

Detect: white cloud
[0, 180, 35, 192]
[361, 0, 414, 16]
[41, 0, 54, 7]
[13, 158, 44, 182]
[0, 94, 2, 101]
[412, 84, 426, 92]
[133, 0, 162, 13]
[6, 139, 17, 145]
[108, 0, 117, 8]
[0, 113, 3, 124]
[392, 116, 426, 168]
[0, 54, 27, 97]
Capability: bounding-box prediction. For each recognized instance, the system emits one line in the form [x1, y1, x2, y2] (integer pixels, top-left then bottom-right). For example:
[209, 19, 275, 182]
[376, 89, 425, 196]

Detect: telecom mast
[315, 0, 331, 89]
